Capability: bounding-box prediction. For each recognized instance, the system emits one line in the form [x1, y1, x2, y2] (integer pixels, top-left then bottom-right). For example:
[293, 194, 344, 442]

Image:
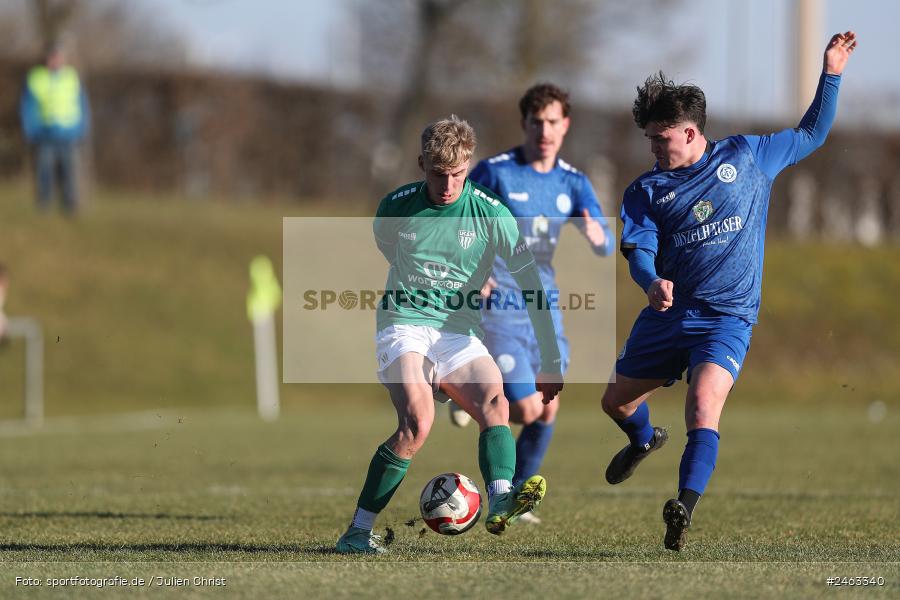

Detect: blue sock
[678, 428, 720, 495]
[513, 421, 554, 486]
[613, 401, 654, 449]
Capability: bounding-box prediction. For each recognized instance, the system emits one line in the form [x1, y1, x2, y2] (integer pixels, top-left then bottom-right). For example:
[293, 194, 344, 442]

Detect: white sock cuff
[351, 506, 378, 531]
[487, 479, 513, 501]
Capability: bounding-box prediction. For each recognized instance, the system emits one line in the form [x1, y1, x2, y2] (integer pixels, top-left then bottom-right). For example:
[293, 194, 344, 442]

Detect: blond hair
[420, 115, 476, 171]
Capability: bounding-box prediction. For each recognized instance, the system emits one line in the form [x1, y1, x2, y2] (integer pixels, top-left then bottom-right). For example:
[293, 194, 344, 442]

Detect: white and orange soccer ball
[419, 472, 482, 535]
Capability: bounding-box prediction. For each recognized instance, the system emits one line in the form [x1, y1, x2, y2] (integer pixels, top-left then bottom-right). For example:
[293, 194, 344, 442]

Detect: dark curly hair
[633, 72, 706, 133]
[519, 83, 571, 120]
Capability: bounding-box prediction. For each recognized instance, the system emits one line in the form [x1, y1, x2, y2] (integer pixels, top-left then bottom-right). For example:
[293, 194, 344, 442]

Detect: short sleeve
[493, 208, 533, 274]
[619, 182, 658, 257]
[373, 197, 397, 260]
[373, 197, 389, 240]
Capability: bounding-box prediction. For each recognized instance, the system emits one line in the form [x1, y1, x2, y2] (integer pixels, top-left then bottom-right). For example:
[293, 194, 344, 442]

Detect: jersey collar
[514, 145, 560, 175]
[657, 140, 714, 175]
[423, 179, 470, 209]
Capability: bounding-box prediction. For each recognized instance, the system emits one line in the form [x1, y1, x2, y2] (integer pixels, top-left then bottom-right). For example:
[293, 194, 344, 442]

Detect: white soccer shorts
[375, 324, 491, 386]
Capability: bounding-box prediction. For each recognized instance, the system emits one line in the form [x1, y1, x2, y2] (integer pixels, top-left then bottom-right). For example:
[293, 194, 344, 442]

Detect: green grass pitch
[0, 393, 897, 598]
[0, 182, 898, 597]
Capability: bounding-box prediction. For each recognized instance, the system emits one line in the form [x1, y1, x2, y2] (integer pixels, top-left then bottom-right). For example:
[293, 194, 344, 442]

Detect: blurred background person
[449, 83, 615, 527]
[19, 41, 90, 216]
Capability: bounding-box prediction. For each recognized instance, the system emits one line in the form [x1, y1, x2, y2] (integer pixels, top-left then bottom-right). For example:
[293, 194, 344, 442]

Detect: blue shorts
[615, 306, 752, 385]
[483, 321, 569, 402]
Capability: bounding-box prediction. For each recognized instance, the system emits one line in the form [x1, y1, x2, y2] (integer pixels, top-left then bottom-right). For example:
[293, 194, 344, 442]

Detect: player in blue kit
[602, 31, 856, 550]
[450, 84, 614, 523]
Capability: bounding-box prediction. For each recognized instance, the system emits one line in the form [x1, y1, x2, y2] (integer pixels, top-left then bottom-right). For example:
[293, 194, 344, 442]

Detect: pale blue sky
[148, 0, 899, 126]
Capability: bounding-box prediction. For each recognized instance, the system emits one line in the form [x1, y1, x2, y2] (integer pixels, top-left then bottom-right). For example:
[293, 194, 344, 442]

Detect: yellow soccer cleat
[485, 475, 546, 535]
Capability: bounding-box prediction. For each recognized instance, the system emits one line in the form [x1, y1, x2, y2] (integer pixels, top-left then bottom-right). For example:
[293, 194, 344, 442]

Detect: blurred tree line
[0, 0, 898, 241]
[0, 0, 187, 69]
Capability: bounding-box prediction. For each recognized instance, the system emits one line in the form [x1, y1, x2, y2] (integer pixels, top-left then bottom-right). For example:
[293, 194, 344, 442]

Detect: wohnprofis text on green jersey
[374, 179, 562, 373]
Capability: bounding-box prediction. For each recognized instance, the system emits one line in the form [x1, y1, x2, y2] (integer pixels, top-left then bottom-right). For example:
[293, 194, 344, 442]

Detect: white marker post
[5, 317, 43, 427]
[247, 256, 282, 421]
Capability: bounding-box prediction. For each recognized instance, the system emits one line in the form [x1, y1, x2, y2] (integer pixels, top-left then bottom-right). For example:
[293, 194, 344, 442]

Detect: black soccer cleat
[604, 427, 668, 485]
[662, 498, 691, 551]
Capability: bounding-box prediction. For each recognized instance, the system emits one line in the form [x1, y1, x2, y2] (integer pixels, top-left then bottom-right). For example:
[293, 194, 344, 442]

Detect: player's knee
[476, 391, 509, 425]
[685, 390, 723, 429]
[686, 407, 719, 430]
[397, 414, 432, 449]
[601, 386, 627, 418]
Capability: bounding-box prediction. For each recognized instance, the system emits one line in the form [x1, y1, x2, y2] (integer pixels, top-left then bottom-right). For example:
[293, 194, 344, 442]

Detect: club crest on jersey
[556, 193, 572, 214]
[716, 163, 737, 183]
[423, 261, 449, 279]
[496, 354, 516, 374]
[458, 230, 476, 249]
[692, 200, 714, 223]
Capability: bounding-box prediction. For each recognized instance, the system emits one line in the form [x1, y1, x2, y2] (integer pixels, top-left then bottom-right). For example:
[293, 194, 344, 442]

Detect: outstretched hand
[824, 31, 857, 75]
[581, 209, 607, 248]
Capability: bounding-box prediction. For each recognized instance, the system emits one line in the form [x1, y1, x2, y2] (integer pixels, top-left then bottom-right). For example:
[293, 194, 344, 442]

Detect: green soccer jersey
[373, 179, 561, 372]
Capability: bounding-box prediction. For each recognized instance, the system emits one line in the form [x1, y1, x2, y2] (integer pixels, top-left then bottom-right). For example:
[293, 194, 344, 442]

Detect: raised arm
[744, 31, 857, 180]
[794, 31, 857, 157]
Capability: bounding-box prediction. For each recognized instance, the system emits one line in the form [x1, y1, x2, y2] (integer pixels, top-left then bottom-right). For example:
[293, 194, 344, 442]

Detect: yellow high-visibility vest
[26, 66, 82, 128]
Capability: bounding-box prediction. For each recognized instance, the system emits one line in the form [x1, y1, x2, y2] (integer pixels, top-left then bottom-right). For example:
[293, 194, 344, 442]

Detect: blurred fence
[2, 58, 899, 242]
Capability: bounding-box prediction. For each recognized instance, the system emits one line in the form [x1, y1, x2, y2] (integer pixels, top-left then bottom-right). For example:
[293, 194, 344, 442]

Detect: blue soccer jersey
[470, 146, 613, 394]
[471, 146, 614, 331]
[621, 74, 842, 325]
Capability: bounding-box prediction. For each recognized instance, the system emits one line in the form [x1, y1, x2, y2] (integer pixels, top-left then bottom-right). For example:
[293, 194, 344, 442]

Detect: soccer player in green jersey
[336, 116, 565, 554]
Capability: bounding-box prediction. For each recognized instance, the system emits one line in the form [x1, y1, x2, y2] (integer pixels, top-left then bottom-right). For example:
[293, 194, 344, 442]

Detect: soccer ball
[419, 472, 482, 535]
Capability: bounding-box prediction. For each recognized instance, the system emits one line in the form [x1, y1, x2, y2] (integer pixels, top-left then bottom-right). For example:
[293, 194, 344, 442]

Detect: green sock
[478, 425, 516, 485]
[356, 443, 411, 513]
